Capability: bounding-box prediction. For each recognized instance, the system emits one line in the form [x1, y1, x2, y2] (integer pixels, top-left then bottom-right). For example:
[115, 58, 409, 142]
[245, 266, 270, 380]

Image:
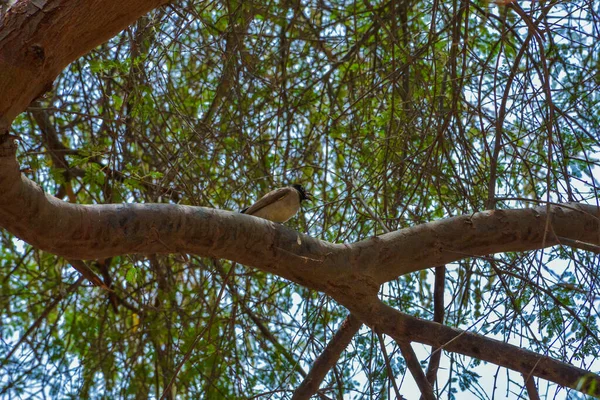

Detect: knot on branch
[0, 133, 18, 157]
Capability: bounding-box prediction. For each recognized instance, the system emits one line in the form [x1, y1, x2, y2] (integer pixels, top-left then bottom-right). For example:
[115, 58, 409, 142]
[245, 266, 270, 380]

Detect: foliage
[1, 0, 600, 398]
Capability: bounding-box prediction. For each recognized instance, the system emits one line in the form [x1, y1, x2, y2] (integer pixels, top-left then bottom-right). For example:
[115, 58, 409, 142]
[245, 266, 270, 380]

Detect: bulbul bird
[240, 184, 312, 223]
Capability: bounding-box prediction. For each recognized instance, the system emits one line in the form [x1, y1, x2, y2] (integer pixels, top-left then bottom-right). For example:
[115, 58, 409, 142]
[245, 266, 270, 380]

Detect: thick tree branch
[360, 203, 600, 284]
[2, 1, 600, 397]
[351, 300, 600, 397]
[1, 143, 600, 301]
[0, 145, 366, 297]
[0, 0, 170, 131]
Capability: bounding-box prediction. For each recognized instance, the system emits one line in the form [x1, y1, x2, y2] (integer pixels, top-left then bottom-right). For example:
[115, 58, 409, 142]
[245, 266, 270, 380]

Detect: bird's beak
[305, 191, 314, 201]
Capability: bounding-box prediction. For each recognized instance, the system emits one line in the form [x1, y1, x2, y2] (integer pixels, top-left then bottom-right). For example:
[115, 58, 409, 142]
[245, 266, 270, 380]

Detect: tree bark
[0, 0, 170, 131]
[1, 0, 600, 397]
[349, 300, 600, 397]
[0, 148, 598, 298]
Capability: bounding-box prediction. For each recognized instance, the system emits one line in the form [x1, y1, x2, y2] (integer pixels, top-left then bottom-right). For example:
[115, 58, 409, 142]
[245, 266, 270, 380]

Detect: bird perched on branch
[240, 184, 312, 223]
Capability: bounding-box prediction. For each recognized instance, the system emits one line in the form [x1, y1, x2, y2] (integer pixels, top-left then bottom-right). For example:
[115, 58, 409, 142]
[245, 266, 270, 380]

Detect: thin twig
[159, 263, 234, 400]
[0, 276, 84, 369]
[556, 236, 600, 254]
[68, 259, 108, 289]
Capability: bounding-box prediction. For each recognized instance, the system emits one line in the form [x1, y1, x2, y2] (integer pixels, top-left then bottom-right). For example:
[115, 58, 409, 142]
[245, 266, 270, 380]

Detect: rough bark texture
[1, 0, 600, 398]
[0, 0, 170, 131]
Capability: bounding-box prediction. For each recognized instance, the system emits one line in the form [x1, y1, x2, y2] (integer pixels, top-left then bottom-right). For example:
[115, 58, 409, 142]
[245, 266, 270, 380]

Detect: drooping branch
[349, 300, 600, 397]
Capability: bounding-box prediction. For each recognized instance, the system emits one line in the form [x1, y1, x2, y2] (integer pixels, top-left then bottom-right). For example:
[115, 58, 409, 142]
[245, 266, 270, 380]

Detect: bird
[240, 184, 312, 223]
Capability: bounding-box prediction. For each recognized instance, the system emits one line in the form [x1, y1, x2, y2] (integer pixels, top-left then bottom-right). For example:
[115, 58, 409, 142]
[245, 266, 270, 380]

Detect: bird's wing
[241, 187, 293, 215]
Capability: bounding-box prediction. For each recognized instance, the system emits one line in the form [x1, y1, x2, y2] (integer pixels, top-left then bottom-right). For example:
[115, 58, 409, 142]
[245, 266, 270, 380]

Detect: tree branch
[292, 314, 362, 400]
[376, 331, 405, 400]
[422, 265, 445, 397]
[398, 341, 434, 400]
[523, 373, 541, 400]
[557, 236, 600, 254]
[1, 144, 599, 306]
[352, 300, 600, 397]
[0, 0, 170, 131]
